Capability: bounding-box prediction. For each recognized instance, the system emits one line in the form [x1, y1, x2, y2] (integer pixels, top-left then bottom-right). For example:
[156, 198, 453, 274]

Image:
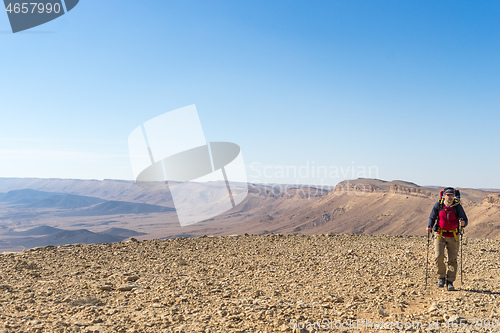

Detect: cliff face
[334, 179, 434, 197]
[388, 184, 433, 198]
[334, 180, 381, 193]
[483, 193, 500, 205]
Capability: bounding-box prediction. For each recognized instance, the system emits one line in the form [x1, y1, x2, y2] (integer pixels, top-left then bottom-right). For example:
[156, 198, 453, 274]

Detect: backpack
[438, 188, 461, 206]
[435, 188, 461, 241]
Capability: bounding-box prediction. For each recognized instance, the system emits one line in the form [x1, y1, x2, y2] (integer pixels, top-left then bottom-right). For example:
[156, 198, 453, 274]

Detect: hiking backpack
[435, 188, 461, 241]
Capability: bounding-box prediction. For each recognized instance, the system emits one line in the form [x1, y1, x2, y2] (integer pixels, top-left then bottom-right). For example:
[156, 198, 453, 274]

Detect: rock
[174, 325, 187, 332]
[253, 290, 263, 297]
[428, 302, 439, 313]
[176, 259, 188, 266]
[378, 308, 389, 317]
[98, 284, 113, 291]
[447, 314, 466, 323]
[73, 322, 88, 327]
[86, 325, 105, 332]
[117, 284, 136, 291]
[125, 275, 139, 282]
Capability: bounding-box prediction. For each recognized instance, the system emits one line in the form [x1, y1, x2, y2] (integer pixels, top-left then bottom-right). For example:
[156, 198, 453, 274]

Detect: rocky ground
[0, 234, 499, 332]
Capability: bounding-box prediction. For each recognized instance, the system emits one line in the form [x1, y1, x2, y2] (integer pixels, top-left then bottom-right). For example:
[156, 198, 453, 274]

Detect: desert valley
[0, 177, 499, 253]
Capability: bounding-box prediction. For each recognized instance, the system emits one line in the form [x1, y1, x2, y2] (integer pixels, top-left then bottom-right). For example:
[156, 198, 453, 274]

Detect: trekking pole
[425, 231, 430, 292]
[460, 222, 464, 289]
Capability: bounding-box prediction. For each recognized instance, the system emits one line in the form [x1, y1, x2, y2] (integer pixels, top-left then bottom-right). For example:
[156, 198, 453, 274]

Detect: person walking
[427, 187, 468, 291]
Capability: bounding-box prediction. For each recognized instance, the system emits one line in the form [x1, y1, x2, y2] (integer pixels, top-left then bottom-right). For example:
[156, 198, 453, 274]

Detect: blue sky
[1, 1, 499, 189]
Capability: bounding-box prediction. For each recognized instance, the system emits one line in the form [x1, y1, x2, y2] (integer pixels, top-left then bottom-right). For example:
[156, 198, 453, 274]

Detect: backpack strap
[436, 227, 459, 242]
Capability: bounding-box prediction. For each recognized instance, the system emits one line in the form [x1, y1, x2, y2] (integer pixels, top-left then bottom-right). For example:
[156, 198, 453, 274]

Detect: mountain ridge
[0, 225, 147, 251]
[0, 177, 499, 253]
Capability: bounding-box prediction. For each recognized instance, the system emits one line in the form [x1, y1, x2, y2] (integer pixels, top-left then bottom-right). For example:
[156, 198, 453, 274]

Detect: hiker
[427, 187, 468, 291]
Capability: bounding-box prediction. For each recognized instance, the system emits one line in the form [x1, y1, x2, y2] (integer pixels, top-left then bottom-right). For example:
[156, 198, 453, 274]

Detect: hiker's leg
[446, 237, 459, 282]
[434, 236, 446, 279]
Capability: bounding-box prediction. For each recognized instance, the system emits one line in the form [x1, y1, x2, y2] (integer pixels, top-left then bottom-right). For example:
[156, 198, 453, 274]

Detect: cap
[444, 188, 455, 194]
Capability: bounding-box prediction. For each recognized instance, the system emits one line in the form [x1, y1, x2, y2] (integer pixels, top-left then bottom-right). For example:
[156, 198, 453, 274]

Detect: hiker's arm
[457, 205, 468, 227]
[427, 202, 439, 232]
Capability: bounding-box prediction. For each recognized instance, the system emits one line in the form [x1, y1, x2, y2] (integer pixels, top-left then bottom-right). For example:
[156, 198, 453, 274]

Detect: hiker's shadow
[461, 288, 500, 295]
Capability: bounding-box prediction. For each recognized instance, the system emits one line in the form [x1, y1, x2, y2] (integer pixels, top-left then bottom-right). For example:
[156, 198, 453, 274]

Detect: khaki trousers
[434, 234, 459, 282]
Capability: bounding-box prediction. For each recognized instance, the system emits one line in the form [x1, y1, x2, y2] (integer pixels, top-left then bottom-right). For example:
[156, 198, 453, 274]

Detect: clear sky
[1, 1, 499, 189]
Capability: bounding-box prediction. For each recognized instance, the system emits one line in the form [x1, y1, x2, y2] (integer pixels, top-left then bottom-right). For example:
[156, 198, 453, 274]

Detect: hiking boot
[447, 281, 455, 291]
[437, 278, 445, 288]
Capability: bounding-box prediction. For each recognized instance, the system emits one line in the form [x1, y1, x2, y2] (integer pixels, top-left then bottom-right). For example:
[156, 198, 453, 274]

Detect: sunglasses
[445, 193, 455, 196]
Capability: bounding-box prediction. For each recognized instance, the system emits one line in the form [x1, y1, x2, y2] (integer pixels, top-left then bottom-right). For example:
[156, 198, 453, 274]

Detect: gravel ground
[0, 234, 498, 332]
